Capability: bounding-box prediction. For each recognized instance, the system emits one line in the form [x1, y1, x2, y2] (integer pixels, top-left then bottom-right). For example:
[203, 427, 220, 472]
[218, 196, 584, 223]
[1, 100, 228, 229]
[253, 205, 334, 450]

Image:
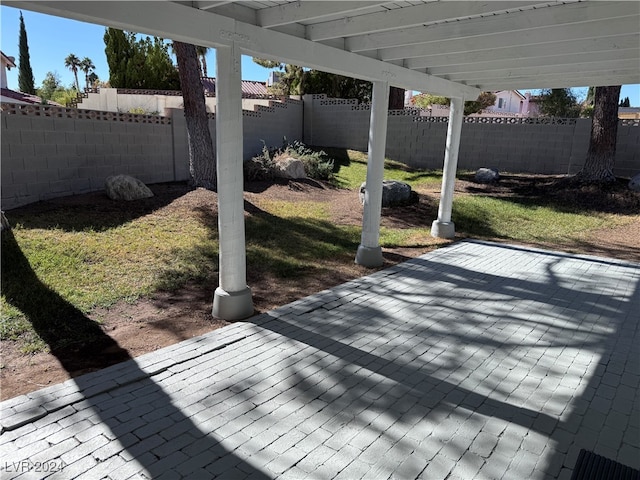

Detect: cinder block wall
[2, 99, 304, 210]
[241, 98, 303, 158]
[2, 97, 638, 210]
[303, 95, 640, 177]
[1, 106, 173, 209]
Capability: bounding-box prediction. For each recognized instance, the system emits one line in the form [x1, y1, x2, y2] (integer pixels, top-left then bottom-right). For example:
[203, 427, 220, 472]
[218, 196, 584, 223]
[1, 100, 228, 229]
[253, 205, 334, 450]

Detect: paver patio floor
[1, 240, 638, 479]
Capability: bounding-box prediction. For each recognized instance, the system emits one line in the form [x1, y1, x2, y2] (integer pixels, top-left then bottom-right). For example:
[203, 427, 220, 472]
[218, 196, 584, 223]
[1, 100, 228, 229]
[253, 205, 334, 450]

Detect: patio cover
[6, 0, 639, 319]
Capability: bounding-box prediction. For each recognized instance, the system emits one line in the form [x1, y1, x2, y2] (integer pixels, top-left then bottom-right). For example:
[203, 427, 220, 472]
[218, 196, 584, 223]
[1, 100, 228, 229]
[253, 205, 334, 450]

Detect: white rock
[274, 157, 307, 179]
[105, 175, 154, 201]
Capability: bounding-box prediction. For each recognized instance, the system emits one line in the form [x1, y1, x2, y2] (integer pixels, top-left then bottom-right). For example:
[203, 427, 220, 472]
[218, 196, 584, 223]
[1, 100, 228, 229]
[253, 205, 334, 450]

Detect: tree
[196, 46, 209, 77]
[103, 28, 180, 90]
[412, 93, 449, 108]
[87, 72, 99, 89]
[17, 11, 35, 94]
[388, 87, 405, 110]
[37, 71, 61, 102]
[80, 57, 95, 90]
[411, 91, 496, 115]
[254, 58, 373, 103]
[575, 86, 621, 184]
[580, 87, 596, 118]
[173, 41, 216, 190]
[64, 53, 81, 91]
[104, 28, 134, 87]
[302, 68, 372, 102]
[619, 97, 630, 107]
[463, 91, 497, 115]
[36, 71, 79, 106]
[538, 88, 581, 117]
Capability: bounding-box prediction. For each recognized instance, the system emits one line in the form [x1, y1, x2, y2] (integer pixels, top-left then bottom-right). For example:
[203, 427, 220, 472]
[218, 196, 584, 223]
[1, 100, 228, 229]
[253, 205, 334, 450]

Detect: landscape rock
[359, 180, 416, 207]
[629, 173, 640, 192]
[105, 175, 154, 201]
[475, 167, 500, 183]
[274, 157, 307, 179]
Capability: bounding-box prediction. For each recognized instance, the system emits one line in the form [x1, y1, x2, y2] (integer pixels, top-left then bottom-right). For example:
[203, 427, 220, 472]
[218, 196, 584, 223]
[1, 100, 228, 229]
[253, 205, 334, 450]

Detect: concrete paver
[1, 240, 638, 479]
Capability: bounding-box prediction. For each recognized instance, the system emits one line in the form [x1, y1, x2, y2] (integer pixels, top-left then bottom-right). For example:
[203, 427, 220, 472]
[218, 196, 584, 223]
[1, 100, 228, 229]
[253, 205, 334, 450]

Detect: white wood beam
[212, 43, 254, 320]
[199, 2, 257, 25]
[308, 1, 546, 41]
[447, 59, 638, 83]
[431, 96, 464, 240]
[356, 80, 389, 268]
[421, 48, 639, 77]
[4, 1, 480, 97]
[257, 1, 382, 28]
[348, 1, 638, 53]
[378, 15, 639, 61]
[194, 1, 234, 11]
[404, 34, 640, 70]
[478, 73, 640, 91]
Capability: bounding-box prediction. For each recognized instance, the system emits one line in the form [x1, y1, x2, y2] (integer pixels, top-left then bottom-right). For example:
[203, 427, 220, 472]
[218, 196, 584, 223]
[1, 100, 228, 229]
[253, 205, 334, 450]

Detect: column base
[355, 245, 384, 268]
[431, 220, 455, 239]
[212, 286, 254, 320]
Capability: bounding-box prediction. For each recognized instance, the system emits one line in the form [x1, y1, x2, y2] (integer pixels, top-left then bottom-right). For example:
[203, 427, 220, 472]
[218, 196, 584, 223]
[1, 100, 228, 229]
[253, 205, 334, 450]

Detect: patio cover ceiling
[6, 1, 640, 98]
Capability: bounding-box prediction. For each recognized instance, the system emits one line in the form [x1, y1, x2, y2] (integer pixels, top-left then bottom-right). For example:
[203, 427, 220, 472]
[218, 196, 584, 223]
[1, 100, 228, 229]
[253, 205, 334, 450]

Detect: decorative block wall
[302, 95, 639, 178]
[1, 99, 303, 209]
[2, 96, 637, 210]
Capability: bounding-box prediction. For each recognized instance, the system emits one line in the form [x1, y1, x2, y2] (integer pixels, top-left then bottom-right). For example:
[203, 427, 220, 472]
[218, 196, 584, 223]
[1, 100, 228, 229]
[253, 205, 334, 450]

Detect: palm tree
[195, 46, 208, 77]
[87, 72, 99, 89]
[80, 57, 95, 91]
[64, 53, 81, 91]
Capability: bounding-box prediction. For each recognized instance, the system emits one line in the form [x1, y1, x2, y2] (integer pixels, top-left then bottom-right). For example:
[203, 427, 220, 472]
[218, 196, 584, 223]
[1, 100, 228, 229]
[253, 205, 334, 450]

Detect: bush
[283, 141, 334, 180]
[244, 140, 334, 181]
[244, 145, 276, 181]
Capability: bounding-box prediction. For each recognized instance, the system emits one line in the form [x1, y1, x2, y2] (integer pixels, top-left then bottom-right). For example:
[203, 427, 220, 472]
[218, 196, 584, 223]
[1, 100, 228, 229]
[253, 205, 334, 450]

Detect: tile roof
[200, 77, 268, 97]
[0, 88, 63, 106]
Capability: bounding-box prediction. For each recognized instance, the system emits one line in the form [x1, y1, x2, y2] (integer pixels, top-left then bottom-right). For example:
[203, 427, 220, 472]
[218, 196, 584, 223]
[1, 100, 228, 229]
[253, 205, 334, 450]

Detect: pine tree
[575, 86, 621, 184]
[173, 41, 216, 190]
[104, 28, 180, 90]
[18, 11, 36, 94]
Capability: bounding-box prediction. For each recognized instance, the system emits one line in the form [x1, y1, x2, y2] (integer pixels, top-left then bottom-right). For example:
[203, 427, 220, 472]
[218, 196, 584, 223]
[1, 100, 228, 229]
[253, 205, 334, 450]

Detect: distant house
[1, 50, 62, 106]
[467, 90, 542, 116]
[1, 51, 16, 89]
[201, 77, 268, 97]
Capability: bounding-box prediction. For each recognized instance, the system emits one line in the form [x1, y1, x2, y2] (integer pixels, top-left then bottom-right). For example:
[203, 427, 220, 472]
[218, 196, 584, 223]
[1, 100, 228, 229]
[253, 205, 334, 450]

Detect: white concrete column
[356, 80, 390, 267]
[431, 96, 464, 239]
[212, 43, 254, 320]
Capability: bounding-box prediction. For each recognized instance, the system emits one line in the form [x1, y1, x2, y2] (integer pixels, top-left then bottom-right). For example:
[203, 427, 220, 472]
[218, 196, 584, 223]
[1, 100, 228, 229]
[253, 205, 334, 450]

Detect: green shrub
[244, 140, 335, 181]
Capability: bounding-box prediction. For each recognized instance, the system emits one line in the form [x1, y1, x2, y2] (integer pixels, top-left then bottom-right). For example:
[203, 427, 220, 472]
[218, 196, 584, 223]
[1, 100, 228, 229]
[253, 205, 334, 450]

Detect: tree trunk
[173, 41, 217, 190]
[576, 85, 621, 184]
[388, 87, 405, 110]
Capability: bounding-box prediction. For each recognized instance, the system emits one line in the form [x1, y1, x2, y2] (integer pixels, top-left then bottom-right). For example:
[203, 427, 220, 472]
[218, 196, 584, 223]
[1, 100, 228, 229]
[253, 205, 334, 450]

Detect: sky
[2, 6, 639, 106]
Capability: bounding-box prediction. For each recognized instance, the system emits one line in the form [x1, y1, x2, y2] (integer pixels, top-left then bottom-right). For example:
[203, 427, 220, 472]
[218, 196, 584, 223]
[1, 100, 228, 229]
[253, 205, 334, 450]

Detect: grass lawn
[1, 148, 636, 354]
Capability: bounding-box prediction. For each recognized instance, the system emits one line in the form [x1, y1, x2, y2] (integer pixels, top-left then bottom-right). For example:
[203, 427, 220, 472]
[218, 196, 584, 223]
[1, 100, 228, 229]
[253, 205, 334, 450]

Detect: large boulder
[359, 180, 416, 207]
[629, 173, 640, 192]
[475, 167, 500, 183]
[274, 157, 307, 179]
[105, 175, 154, 201]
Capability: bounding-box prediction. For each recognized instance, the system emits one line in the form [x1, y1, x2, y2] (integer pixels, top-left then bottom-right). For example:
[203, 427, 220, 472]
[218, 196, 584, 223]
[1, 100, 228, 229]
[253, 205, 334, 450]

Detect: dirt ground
[2, 175, 639, 400]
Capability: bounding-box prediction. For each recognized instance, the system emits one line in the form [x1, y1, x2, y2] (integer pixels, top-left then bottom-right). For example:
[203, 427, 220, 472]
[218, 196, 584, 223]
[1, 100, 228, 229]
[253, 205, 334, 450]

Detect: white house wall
[485, 91, 524, 115]
[78, 89, 285, 117]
